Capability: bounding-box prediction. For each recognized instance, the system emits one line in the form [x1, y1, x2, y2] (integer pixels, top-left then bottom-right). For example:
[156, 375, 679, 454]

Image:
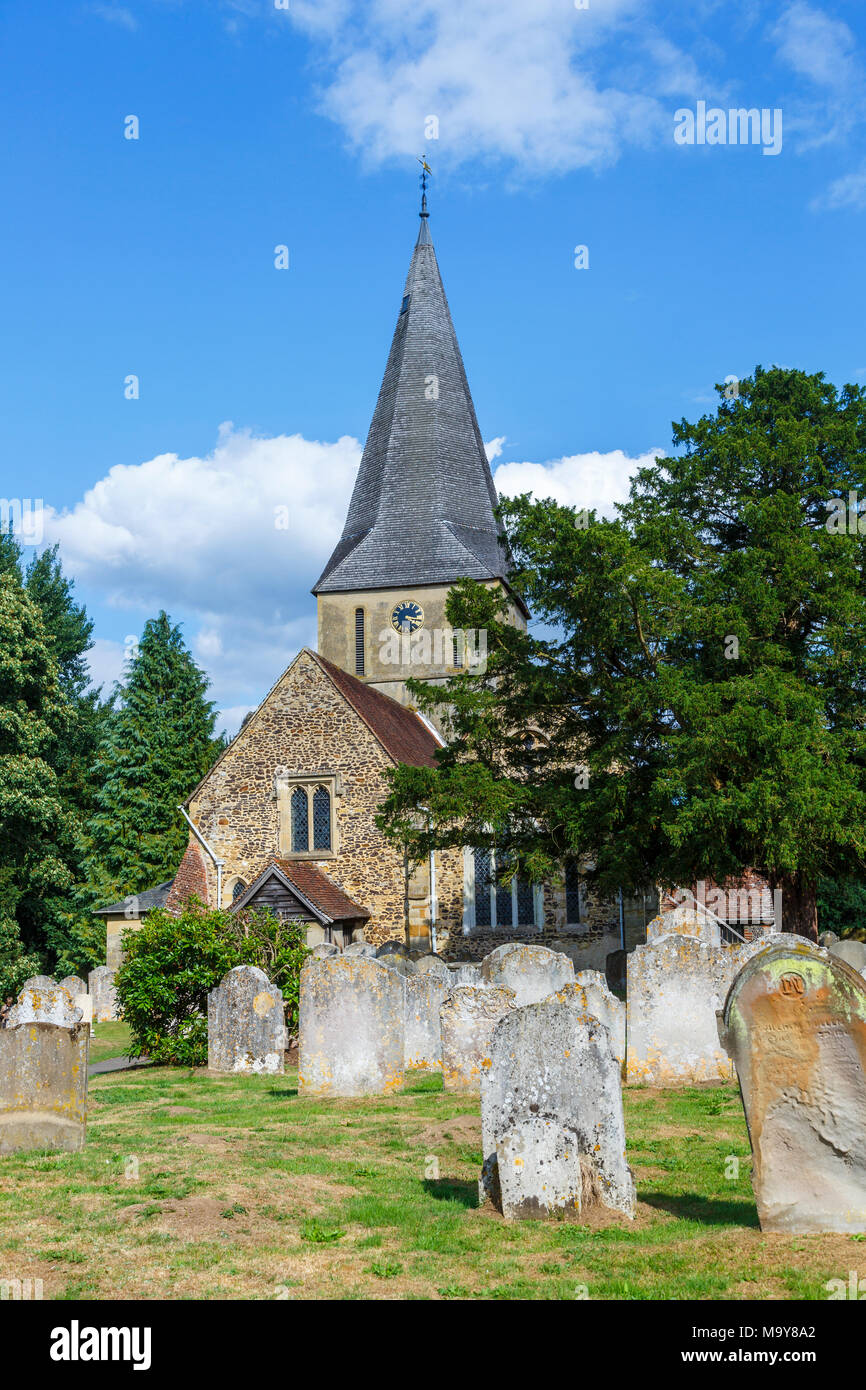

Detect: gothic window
[468, 848, 538, 931]
[291, 787, 309, 852]
[231, 878, 247, 903]
[312, 786, 331, 851]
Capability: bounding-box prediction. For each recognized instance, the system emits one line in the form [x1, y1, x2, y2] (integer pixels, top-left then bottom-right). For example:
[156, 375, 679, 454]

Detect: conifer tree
[83, 612, 220, 906]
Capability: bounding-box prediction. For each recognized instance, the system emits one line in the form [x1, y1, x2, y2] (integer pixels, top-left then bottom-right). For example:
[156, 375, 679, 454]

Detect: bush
[115, 898, 310, 1065]
[0, 916, 43, 1001]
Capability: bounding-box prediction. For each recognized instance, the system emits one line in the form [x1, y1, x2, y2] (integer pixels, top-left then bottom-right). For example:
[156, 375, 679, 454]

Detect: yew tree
[378, 367, 866, 939]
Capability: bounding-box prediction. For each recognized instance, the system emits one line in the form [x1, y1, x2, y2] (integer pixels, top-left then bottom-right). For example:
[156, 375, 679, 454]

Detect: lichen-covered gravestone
[645, 904, 722, 947]
[343, 941, 377, 958]
[720, 940, 866, 1234]
[626, 932, 801, 1085]
[10, 982, 75, 1026]
[311, 943, 341, 960]
[440, 986, 516, 1094]
[829, 938, 866, 977]
[299, 957, 405, 1096]
[379, 955, 417, 977]
[207, 965, 286, 1074]
[554, 972, 626, 1065]
[404, 973, 449, 1070]
[481, 944, 574, 1007]
[451, 964, 482, 987]
[0, 990, 88, 1154]
[416, 955, 450, 983]
[88, 967, 119, 1023]
[480, 998, 635, 1221]
[58, 976, 86, 999]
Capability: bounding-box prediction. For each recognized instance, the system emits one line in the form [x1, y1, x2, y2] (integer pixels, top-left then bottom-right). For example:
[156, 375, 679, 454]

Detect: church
[98, 191, 773, 972]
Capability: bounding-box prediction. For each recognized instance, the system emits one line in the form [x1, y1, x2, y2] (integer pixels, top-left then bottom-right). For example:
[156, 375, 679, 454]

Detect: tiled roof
[312, 651, 442, 768]
[313, 208, 514, 597]
[93, 880, 174, 916]
[235, 857, 370, 924]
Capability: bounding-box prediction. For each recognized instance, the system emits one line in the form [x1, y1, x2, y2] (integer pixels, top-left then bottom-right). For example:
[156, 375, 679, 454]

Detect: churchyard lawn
[0, 1067, 858, 1300]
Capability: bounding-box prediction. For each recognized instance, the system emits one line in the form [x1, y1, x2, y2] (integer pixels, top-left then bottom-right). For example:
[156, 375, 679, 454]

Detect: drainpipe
[178, 806, 224, 908]
[618, 886, 625, 950]
[419, 805, 437, 955]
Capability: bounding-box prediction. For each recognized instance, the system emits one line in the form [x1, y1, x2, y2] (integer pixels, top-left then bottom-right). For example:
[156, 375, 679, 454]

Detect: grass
[0, 1066, 860, 1300]
[87, 1022, 134, 1065]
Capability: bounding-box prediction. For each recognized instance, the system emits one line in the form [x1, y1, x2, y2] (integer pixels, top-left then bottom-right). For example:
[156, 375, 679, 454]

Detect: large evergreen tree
[378, 367, 866, 939]
[83, 612, 221, 906]
[0, 571, 73, 972]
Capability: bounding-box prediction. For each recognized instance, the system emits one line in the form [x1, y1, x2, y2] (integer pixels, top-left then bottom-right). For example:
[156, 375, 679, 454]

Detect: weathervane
[417, 155, 432, 215]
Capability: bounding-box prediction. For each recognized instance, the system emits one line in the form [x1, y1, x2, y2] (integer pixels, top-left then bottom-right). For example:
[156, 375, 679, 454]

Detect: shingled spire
[313, 199, 513, 597]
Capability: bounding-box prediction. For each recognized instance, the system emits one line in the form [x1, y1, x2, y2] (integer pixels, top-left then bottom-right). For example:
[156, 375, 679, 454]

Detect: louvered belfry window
[312, 786, 332, 851]
[291, 786, 309, 852]
[355, 608, 365, 676]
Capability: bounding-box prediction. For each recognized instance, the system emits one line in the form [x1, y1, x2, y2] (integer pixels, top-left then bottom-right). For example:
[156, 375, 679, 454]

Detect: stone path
[88, 1055, 150, 1077]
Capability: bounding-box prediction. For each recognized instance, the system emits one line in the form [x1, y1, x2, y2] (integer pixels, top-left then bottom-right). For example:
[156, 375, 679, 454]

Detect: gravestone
[451, 964, 482, 987]
[20, 976, 57, 993]
[416, 955, 450, 983]
[404, 973, 449, 1070]
[0, 1004, 88, 1154]
[481, 943, 574, 1006]
[555, 972, 626, 1065]
[829, 938, 866, 977]
[719, 940, 866, 1233]
[376, 941, 410, 958]
[58, 976, 86, 998]
[311, 943, 340, 959]
[10, 983, 77, 1027]
[479, 943, 524, 975]
[299, 956, 405, 1097]
[343, 941, 377, 958]
[207, 965, 286, 1074]
[88, 967, 119, 1022]
[379, 955, 417, 977]
[480, 997, 635, 1220]
[627, 932, 803, 1085]
[818, 931, 839, 948]
[440, 986, 516, 1094]
[645, 903, 721, 947]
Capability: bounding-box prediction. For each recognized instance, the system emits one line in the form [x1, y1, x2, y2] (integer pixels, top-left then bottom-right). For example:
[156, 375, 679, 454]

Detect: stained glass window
[312, 786, 331, 851]
[473, 847, 492, 927]
[291, 786, 309, 852]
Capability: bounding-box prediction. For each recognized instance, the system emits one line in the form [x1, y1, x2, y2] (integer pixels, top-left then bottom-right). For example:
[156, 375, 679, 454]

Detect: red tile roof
[312, 651, 442, 768]
[267, 858, 370, 923]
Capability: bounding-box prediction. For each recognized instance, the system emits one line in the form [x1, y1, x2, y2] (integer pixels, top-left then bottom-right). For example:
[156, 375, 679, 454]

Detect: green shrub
[115, 898, 309, 1065]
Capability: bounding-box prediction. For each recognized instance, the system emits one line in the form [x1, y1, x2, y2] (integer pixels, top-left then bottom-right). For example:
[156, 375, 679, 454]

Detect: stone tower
[313, 194, 527, 714]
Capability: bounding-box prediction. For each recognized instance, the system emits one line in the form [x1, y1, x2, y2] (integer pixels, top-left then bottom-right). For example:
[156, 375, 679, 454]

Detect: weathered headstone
[645, 903, 721, 947]
[20, 975, 57, 994]
[404, 973, 449, 1070]
[58, 976, 86, 998]
[554, 972, 626, 1065]
[481, 944, 574, 1006]
[0, 1007, 88, 1154]
[480, 998, 635, 1221]
[829, 938, 866, 977]
[88, 967, 119, 1023]
[379, 954, 417, 977]
[376, 941, 410, 958]
[440, 986, 516, 1094]
[311, 943, 341, 959]
[720, 940, 866, 1233]
[416, 955, 450, 982]
[451, 964, 482, 987]
[818, 931, 839, 948]
[627, 932, 802, 1085]
[207, 965, 286, 1074]
[343, 941, 377, 958]
[299, 957, 405, 1096]
[10, 984, 77, 1027]
[605, 949, 627, 996]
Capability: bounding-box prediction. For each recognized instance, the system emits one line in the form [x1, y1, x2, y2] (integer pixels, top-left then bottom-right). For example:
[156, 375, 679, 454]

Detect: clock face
[390, 599, 424, 633]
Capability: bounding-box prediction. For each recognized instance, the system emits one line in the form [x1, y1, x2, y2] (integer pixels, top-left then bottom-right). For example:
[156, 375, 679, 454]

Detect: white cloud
[811, 165, 866, 211]
[59, 428, 659, 713]
[493, 447, 663, 517]
[88, 4, 138, 31]
[484, 436, 506, 462]
[287, 0, 706, 175]
[771, 2, 857, 89]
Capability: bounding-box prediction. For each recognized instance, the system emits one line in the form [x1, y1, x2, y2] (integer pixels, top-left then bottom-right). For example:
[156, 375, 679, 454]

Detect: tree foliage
[378, 368, 866, 938]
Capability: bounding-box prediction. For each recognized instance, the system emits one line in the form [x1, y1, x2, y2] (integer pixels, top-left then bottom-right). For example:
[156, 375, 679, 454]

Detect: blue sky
[2, 0, 865, 729]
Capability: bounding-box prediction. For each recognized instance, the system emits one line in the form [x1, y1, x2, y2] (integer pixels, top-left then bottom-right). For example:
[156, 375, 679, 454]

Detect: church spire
[313, 186, 513, 599]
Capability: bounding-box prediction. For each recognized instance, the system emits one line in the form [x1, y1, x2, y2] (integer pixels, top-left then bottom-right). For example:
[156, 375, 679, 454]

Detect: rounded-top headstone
[207, 965, 285, 1074]
[58, 976, 87, 998]
[20, 975, 57, 993]
[311, 943, 340, 959]
[721, 939, 866, 1233]
[829, 938, 866, 976]
[9, 984, 81, 1029]
[416, 955, 450, 982]
[376, 941, 410, 958]
[379, 954, 417, 977]
[481, 944, 574, 1007]
[645, 904, 721, 948]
